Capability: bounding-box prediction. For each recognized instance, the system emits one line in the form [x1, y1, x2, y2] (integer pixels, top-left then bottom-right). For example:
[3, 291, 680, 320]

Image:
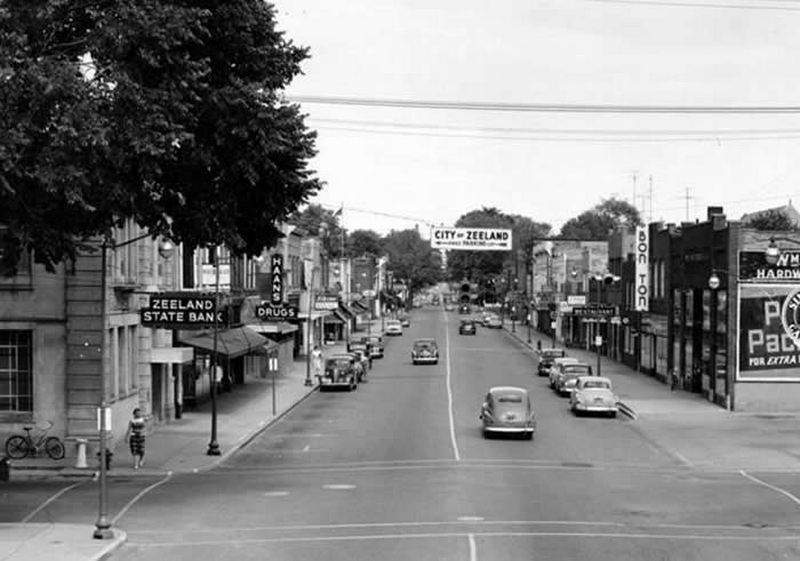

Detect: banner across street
[430, 226, 512, 251]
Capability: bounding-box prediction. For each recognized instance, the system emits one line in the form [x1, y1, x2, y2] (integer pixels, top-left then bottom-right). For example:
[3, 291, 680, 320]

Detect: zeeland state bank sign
[430, 227, 512, 251]
[140, 293, 225, 329]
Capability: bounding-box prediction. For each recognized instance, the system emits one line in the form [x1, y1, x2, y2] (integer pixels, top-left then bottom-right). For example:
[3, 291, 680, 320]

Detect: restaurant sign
[140, 293, 225, 329]
[739, 251, 800, 283]
[738, 284, 800, 381]
[572, 305, 616, 318]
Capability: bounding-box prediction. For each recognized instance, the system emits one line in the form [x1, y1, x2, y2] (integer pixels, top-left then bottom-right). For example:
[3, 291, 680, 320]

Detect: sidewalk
[503, 324, 800, 471]
[2, 341, 348, 561]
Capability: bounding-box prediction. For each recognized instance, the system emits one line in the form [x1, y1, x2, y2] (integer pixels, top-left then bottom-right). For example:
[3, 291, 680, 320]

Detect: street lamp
[764, 236, 800, 266]
[95, 232, 172, 539]
[305, 265, 319, 387]
[207, 245, 222, 455]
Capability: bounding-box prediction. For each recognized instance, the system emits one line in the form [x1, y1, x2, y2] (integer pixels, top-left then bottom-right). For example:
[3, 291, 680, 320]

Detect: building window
[0, 331, 33, 412]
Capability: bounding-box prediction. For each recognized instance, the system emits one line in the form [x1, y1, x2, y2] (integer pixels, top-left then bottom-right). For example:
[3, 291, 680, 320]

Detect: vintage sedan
[484, 314, 502, 329]
[366, 335, 384, 358]
[318, 355, 358, 391]
[459, 319, 477, 335]
[399, 314, 411, 328]
[555, 362, 594, 396]
[548, 357, 581, 388]
[385, 319, 403, 336]
[570, 376, 618, 417]
[536, 348, 567, 376]
[479, 386, 536, 439]
[411, 338, 439, 365]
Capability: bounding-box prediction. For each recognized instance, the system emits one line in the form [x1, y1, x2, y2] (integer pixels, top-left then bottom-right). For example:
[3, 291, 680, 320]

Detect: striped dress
[128, 418, 146, 456]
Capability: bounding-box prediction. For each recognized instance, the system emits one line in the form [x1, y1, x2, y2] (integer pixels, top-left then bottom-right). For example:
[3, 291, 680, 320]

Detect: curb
[95, 529, 127, 561]
[617, 401, 638, 420]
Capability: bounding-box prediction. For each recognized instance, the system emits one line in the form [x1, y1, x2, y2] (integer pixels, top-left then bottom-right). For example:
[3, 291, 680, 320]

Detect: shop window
[0, 331, 33, 412]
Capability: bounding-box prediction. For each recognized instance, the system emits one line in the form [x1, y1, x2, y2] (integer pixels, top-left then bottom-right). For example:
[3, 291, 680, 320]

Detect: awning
[339, 303, 357, 319]
[324, 309, 348, 324]
[380, 290, 400, 305]
[296, 310, 332, 320]
[246, 322, 298, 335]
[351, 300, 369, 312]
[177, 326, 277, 358]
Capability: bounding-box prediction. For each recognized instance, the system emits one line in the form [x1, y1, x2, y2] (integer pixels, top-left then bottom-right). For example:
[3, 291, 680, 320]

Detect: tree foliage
[0, 0, 320, 273]
[743, 209, 799, 231]
[288, 204, 346, 258]
[382, 228, 442, 296]
[347, 229, 384, 258]
[559, 197, 641, 239]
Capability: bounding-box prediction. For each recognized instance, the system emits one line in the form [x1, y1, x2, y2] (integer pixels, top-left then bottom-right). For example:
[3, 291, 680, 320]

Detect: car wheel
[482, 429, 490, 439]
[610, 411, 617, 418]
[524, 432, 533, 441]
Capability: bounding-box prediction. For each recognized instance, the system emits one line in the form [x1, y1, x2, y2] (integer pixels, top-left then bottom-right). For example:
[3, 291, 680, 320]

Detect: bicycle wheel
[45, 437, 65, 460]
[5, 435, 29, 459]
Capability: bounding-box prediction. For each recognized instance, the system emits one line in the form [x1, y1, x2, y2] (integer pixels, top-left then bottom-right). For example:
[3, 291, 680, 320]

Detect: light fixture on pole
[305, 265, 318, 387]
[763, 236, 800, 266]
[207, 245, 221, 456]
[95, 232, 172, 539]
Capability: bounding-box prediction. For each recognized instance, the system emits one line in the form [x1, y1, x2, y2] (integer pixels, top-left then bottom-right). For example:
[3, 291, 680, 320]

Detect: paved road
[12, 308, 800, 560]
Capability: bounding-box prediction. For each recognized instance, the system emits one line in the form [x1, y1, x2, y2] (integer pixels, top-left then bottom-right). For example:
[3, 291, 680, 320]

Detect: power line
[582, 0, 800, 11]
[290, 95, 800, 114]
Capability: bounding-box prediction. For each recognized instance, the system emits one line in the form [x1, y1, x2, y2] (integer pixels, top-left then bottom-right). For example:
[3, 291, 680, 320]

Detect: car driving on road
[479, 386, 536, 439]
[385, 319, 403, 336]
[411, 338, 439, 365]
[548, 357, 581, 388]
[459, 319, 476, 335]
[570, 376, 618, 417]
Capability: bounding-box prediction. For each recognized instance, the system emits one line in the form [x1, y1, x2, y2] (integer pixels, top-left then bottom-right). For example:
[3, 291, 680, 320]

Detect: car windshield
[583, 380, 611, 389]
[326, 359, 350, 369]
[415, 342, 436, 350]
[542, 350, 564, 358]
[497, 394, 523, 403]
[564, 365, 591, 374]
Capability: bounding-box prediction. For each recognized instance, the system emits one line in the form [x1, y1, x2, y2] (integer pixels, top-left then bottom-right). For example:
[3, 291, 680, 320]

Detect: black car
[458, 304, 471, 314]
[459, 319, 476, 335]
[536, 348, 566, 376]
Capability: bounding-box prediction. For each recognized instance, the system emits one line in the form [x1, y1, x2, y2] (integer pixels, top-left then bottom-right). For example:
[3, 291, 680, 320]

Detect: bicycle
[4, 421, 65, 460]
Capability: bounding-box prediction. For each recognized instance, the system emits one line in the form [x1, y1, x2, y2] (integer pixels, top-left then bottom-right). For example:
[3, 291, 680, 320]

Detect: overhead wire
[581, 0, 800, 11]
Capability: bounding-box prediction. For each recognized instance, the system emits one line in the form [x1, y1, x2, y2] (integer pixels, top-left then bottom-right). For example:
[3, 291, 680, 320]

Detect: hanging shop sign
[740, 251, 800, 283]
[140, 293, 225, 328]
[430, 227, 512, 251]
[737, 284, 800, 381]
[255, 302, 299, 321]
[635, 226, 650, 311]
[314, 295, 340, 311]
[270, 254, 284, 305]
[572, 305, 616, 318]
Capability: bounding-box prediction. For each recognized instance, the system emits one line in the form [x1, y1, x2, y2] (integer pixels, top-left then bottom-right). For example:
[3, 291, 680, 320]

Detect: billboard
[430, 227, 512, 251]
[738, 284, 800, 381]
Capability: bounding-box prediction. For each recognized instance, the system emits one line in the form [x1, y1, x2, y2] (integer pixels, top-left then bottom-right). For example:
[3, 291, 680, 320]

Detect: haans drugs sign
[431, 227, 512, 251]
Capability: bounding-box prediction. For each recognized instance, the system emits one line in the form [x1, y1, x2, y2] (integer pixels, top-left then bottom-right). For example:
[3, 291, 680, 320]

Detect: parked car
[479, 386, 535, 439]
[318, 355, 358, 391]
[548, 357, 581, 388]
[347, 338, 371, 358]
[399, 314, 411, 328]
[411, 338, 439, 364]
[484, 314, 502, 329]
[366, 335, 384, 358]
[536, 348, 567, 376]
[385, 319, 403, 336]
[555, 362, 594, 396]
[459, 319, 477, 335]
[570, 376, 618, 417]
[444, 303, 455, 311]
[459, 304, 471, 314]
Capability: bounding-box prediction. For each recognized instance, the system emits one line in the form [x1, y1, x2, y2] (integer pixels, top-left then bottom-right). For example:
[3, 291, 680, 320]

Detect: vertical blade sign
[271, 254, 284, 305]
[635, 227, 649, 312]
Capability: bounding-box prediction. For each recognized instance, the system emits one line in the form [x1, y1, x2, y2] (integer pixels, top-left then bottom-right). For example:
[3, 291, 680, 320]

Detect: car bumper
[386, 330, 402, 336]
[483, 425, 535, 434]
[412, 356, 438, 363]
[573, 402, 618, 412]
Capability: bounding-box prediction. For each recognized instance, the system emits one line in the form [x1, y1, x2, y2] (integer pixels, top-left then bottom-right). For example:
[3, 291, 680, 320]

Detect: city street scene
[4, 1, 800, 560]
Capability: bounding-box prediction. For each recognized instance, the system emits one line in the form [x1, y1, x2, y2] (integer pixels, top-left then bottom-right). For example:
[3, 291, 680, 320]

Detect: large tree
[743, 209, 799, 231]
[347, 229, 384, 258]
[559, 197, 641, 239]
[0, 0, 319, 274]
[382, 228, 441, 302]
[288, 204, 346, 258]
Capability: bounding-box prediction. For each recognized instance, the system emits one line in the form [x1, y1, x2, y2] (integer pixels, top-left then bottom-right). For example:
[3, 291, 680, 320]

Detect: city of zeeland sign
[430, 227, 512, 251]
[140, 293, 225, 329]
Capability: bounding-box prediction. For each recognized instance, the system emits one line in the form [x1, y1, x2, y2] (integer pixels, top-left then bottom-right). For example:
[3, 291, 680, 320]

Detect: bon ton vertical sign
[635, 226, 649, 312]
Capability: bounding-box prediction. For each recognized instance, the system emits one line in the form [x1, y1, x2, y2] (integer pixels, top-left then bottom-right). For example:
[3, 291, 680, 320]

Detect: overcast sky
[276, 0, 800, 238]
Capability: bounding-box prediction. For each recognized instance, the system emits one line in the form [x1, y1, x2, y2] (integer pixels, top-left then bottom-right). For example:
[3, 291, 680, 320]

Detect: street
[9, 307, 800, 560]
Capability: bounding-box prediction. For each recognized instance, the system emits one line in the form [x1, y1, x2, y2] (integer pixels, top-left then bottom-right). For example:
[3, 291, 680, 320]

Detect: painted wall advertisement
[738, 284, 800, 381]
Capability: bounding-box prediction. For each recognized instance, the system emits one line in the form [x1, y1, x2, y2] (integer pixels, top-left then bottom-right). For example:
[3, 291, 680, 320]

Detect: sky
[275, 0, 800, 239]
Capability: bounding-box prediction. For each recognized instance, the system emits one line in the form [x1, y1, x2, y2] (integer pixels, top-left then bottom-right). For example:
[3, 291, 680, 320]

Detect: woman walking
[125, 408, 147, 469]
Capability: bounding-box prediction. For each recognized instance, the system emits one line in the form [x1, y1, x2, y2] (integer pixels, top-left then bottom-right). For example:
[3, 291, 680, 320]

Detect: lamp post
[95, 232, 172, 539]
[305, 265, 318, 387]
[207, 245, 221, 455]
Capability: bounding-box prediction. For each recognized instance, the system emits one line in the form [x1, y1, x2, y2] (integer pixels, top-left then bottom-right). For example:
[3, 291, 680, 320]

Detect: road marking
[322, 484, 356, 490]
[111, 471, 173, 525]
[740, 470, 800, 507]
[444, 310, 461, 461]
[263, 491, 290, 497]
[468, 533, 477, 561]
[303, 444, 311, 452]
[134, 530, 800, 548]
[22, 479, 88, 523]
